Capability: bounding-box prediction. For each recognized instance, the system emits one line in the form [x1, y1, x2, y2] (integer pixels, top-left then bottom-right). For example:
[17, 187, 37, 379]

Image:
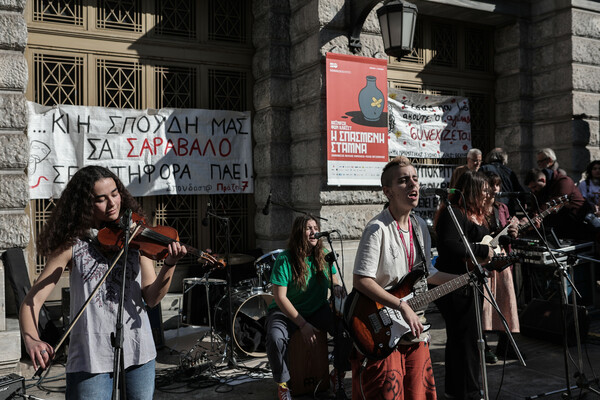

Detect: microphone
[313, 230, 338, 239]
[498, 235, 539, 247]
[202, 202, 211, 226]
[419, 187, 460, 197]
[262, 192, 272, 215]
[495, 192, 529, 198]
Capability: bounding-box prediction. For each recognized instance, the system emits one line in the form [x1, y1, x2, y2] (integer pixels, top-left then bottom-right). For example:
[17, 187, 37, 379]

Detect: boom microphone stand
[321, 231, 349, 400]
[205, 209, 237, 368]
[111, 209, 133, 400]
[517, 199, 600, 399]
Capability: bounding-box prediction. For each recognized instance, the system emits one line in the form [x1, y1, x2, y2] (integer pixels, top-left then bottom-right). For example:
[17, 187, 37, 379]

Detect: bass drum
[214, 290, 273, 357]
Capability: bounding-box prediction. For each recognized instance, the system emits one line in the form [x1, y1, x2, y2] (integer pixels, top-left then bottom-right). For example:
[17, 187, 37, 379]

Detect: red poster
[326, 53, 388, 186]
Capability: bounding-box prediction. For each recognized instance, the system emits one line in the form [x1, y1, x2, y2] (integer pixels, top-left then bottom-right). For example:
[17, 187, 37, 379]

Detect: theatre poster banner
[27, 102, 253, 199]
[388, 88, 471, 159]
[326, 53, 388, 186]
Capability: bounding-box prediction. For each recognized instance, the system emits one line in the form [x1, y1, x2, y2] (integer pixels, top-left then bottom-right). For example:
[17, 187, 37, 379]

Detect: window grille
[154, 0, 196, 38]
[32, 199, 56, 274]
[208, 194, 251, 253]
[97, 0, 142, 32]
[465, 28, 491, 72]
[431, 23, 458, 67]
[465, 91, 492, 151]
[154, 195, 199, 268]
[208, 0, 246, 43]
[208, 69, 247, 111]
[33, 0, 83, 25]
[97, 59, 142, 108]
[155, 66, 197, 108]
[34, 53, 84, 106]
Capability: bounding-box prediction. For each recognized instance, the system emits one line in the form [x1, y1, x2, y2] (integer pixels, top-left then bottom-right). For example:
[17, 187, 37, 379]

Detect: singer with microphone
[352, 156, 441, 399]
[264, 215, 352, 399]
[19, 166, 187, 399]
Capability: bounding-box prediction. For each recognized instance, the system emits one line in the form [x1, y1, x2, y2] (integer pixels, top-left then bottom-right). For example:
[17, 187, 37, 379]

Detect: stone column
[0, 0, 29, 374]
[252, 1, 294, 251]
[252, 1, 388, 288]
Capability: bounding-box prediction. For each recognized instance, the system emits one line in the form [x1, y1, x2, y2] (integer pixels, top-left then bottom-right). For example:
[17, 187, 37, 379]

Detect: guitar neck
[406, 272, 470, 311]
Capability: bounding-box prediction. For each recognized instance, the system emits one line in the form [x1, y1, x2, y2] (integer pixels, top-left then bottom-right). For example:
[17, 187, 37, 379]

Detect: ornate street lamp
[349, 0, 418, 58]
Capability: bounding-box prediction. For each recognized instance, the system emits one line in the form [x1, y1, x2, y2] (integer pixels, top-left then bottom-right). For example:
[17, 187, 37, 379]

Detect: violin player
[19, 165, 187, 399]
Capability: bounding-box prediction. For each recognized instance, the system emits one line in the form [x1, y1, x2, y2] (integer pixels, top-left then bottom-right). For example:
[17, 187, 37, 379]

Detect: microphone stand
[205, 209, 237, 368]
[515, 199, 600, 399]
[111, 209, 133, 400]
[442, 196, 491, 400]
[322, 232, 348, 400]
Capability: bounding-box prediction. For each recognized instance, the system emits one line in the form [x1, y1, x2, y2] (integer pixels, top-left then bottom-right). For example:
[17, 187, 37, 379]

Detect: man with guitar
[349, 156, 446, 399]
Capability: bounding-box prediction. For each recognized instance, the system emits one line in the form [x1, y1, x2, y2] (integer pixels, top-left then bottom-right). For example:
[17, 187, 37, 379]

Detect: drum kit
[180, 249, 284, 359]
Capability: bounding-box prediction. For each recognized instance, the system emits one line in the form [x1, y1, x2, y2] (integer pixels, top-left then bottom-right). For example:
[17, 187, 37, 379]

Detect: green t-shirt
[268, 249, 337, 316]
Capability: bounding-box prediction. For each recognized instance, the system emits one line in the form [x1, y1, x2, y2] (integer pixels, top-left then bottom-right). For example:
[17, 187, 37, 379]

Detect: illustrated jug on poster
[358, 75, 384, 121]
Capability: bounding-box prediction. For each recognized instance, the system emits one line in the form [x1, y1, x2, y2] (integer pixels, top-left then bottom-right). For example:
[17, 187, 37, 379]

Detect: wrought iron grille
[155, 65, 197, 108]
[97, 59, 142, 108]
[34, 53, 84, 106]
[154, 0, 196, 38]
[208, 0, 246, 43]
[33, 0, 83, 25]
[154, 195, 199, 268]
[465, 28, 491, 72]
[431, 23, 458, 67]
[208, 194, 251, 253]
[465, 91, 492, 151]
[208, 69, 247, 111]
[33, 199, 55, 274]
[97, 0, 142, 32]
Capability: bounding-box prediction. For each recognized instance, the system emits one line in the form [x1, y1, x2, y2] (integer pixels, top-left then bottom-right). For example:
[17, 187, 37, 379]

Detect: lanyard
[395, 217, 414, 272]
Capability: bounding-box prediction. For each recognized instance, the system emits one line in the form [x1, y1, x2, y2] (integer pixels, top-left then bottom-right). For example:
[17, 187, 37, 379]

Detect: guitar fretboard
[406, 272, 470, 310]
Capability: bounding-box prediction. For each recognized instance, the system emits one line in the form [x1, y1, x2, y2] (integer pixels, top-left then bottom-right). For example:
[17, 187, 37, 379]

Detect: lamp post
[349, 0, 418, 58]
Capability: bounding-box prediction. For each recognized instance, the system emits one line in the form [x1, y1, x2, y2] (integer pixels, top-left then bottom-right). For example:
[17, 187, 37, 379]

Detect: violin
[97, 212, 225, 269]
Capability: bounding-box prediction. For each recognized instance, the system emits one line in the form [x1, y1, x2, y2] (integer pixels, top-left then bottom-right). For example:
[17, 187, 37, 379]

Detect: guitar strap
[409, 213, 428, 275]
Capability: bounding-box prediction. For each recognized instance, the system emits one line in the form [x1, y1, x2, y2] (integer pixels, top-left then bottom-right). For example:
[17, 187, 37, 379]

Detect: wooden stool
[288, 329, 330, 395]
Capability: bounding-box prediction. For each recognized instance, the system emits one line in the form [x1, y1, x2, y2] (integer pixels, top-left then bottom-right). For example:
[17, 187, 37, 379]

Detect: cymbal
[225, 253, 255, 265]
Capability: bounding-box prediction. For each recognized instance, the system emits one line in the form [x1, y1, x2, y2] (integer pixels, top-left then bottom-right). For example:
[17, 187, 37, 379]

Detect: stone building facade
[1, 0, 599, 372]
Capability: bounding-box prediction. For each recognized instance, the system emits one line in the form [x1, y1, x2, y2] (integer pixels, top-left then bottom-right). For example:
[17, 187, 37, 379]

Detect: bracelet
[398, 298, 404, 310]
[163, 261, 176, 268]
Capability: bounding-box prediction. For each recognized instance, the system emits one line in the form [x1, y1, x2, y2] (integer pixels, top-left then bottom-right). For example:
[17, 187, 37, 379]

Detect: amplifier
[0, 373, 25, 400]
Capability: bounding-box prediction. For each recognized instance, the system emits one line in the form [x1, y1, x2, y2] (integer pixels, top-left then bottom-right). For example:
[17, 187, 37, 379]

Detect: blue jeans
[66, 359, 155, 400]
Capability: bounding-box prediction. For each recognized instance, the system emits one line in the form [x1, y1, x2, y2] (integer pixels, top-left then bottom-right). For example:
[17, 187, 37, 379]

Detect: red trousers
[351, 341, 437, 400]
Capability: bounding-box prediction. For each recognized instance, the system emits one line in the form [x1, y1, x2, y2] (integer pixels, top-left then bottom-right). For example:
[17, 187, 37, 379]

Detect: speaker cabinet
[520, 299, 589, 346]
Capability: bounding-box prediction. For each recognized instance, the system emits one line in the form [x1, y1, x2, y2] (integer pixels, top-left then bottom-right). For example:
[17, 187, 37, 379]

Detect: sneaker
[278, 383, 292, 400]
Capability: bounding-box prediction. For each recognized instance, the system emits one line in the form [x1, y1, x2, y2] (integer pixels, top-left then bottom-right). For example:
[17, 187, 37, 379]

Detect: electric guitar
[481, 194, 569, 251]
[343, 254, 520, 360]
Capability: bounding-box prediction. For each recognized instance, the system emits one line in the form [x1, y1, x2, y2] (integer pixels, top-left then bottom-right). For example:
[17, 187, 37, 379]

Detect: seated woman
[265, 215, 351, 400]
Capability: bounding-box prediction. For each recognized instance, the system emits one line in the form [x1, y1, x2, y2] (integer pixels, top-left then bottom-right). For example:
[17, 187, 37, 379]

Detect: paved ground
[17, 302, 600, 400]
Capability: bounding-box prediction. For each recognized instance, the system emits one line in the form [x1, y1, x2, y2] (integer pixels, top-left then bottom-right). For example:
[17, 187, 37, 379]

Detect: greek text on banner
[27, 102, 254, 199]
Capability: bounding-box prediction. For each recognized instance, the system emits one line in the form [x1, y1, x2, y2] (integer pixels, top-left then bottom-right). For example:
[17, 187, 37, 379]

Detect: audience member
[578, 160, 600, 216]
[536, 148, 566, 176]
[480, 147, 525, 214]
[449, 148, 482, 188]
